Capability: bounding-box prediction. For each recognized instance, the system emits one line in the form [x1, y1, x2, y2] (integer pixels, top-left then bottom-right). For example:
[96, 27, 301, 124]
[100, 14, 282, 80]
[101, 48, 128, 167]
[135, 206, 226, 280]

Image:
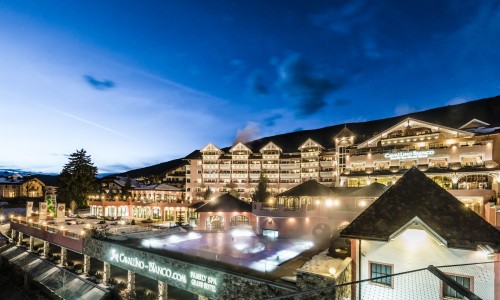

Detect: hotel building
[185, 117, 500, 205]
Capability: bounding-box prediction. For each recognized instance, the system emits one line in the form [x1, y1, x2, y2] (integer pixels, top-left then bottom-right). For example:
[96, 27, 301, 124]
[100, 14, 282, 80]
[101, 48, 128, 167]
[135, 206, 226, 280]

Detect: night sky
[1, 1, 499, 174]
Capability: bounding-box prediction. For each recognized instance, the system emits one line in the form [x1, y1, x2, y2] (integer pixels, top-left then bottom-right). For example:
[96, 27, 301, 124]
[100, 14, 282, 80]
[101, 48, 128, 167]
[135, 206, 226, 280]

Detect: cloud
[233, 122, 260, 144]
[333, 98, 351, 106]
[278, 54, 338, 116]
[447, 97, 467, 105]
[395, 104, 419, 116]
[83, 75, 116, 90]
[246, 71, 269, 96]
[264, 114, 282, 127]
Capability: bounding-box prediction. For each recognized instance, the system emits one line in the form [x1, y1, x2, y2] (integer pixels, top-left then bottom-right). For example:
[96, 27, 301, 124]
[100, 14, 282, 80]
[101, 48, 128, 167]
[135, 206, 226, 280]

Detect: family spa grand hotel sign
[110, 249, 218, 293]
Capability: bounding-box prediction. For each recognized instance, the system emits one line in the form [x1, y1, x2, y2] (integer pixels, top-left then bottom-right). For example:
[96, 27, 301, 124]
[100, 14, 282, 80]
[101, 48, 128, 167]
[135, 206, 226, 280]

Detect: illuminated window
[230, 215, 249, 227]
[400, 160, 417, 169]
[351, 162, 365, 171]
[443, 275, 472, 299]
[374, 161, 390, 171]
[263, 229, 278, 238]
[428, 158, 448, 168]
[460, 155, 483, 167]
[370, 262, 393, 287]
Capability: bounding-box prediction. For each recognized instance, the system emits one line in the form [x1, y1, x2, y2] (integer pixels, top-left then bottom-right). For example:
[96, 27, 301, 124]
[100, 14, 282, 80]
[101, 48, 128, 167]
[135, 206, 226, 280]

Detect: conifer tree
[58, 149, 98, 207]
[203, 187, 213, 200]
[251, 174, 270, 202]
[122, 176, 132, 197]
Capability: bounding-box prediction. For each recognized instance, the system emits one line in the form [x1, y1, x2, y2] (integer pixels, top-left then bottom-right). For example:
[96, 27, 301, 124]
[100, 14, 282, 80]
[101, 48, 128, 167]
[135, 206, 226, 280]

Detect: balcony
[320, 160, 333, 167]
[262, 164, 279, 169]
[381, 132, 440, 146]
[249, 164, 261, 170]
[280, 173, 300, 179]
[280, 164, 300, 170]
[219, 164, 231, 170]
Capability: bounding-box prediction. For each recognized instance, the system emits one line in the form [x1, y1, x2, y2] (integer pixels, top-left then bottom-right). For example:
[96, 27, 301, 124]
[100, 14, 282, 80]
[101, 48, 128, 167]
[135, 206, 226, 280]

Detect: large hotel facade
[185, 117, 500, 202]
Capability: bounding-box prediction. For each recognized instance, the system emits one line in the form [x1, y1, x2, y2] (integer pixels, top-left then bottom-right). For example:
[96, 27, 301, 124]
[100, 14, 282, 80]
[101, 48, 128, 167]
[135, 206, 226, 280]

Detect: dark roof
[330, 187, 363, 197]
[340, 167, 500, 252]
[183, 150, 202, 160]
[335, 126, 355, 139]
[24, 174, 59, 186]
[189, 201, 206, 209]
[133, 183, 180, 191]
[348, 182, 390, 197]
[195, 194, 252, 212]
[277, 180, 337, 197]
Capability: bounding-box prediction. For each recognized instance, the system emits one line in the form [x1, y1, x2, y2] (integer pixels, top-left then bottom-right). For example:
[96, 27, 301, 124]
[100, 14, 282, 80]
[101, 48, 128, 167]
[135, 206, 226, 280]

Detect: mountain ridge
[116, 94, 500, 179]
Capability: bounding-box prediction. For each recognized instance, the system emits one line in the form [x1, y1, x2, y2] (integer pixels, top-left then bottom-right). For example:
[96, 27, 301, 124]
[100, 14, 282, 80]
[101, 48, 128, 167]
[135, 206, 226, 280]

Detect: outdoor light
[478, 244, 494, 259]
[333, 200, 340, 206]
[359, 200, 367, 207]
[80, 230, 85, 235]
[325, 199, 333, 207]
[329, 267, 337, 275]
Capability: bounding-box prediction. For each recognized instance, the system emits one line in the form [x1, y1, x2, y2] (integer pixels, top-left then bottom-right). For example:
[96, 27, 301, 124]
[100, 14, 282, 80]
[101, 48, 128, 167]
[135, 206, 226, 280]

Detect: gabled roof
[183, 150, 202, 160]
[349, 182, 389, 197]
[259, 141, 282, 153]
[195, 194, 252, 212]
[298, 138, 325, 150]
[335, 126, 355, 139]
[277, 180, 336, 197]
[340, 167, 500, 251]
[201, 143, 223, 154]
[459, 118, 490, 129]
[229, 142, 252, 153]
[133, 183, 180, 191]
[357, 117, 475, 149]
[113, 176, 141, 188]
[189, 201, 206, 209]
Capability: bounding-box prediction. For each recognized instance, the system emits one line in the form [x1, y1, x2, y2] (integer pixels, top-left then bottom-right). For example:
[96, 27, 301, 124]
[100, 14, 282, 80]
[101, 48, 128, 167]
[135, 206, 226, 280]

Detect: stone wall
[83, 237, 295, 300]
[296, 257, 352, 300]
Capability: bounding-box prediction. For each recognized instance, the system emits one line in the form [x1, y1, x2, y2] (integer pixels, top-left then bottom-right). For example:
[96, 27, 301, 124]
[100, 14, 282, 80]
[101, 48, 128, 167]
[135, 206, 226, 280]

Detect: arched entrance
[206, 215, 225, 230]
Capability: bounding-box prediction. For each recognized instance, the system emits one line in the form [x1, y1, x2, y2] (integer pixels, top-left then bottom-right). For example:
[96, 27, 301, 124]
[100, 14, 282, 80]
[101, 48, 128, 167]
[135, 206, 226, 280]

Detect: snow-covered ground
[298, 250, 344, 276]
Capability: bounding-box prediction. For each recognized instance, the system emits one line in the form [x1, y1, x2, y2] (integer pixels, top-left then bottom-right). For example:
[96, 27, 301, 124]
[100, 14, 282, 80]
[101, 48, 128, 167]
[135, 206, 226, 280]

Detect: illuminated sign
[110, 249, 187, 284]
[190, 271, 217, 292]
[110, 249, 217, 292]
[384, 150, 435, 160]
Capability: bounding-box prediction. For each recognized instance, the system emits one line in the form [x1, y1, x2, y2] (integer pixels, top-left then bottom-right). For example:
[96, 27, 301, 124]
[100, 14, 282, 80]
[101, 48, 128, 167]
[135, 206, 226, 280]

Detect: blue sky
[1, 1, 499, 174]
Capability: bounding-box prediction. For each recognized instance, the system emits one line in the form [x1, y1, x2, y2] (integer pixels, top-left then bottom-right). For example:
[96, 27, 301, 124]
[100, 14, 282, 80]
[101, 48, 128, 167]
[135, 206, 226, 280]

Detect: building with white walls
[341, 167, 500, 300]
